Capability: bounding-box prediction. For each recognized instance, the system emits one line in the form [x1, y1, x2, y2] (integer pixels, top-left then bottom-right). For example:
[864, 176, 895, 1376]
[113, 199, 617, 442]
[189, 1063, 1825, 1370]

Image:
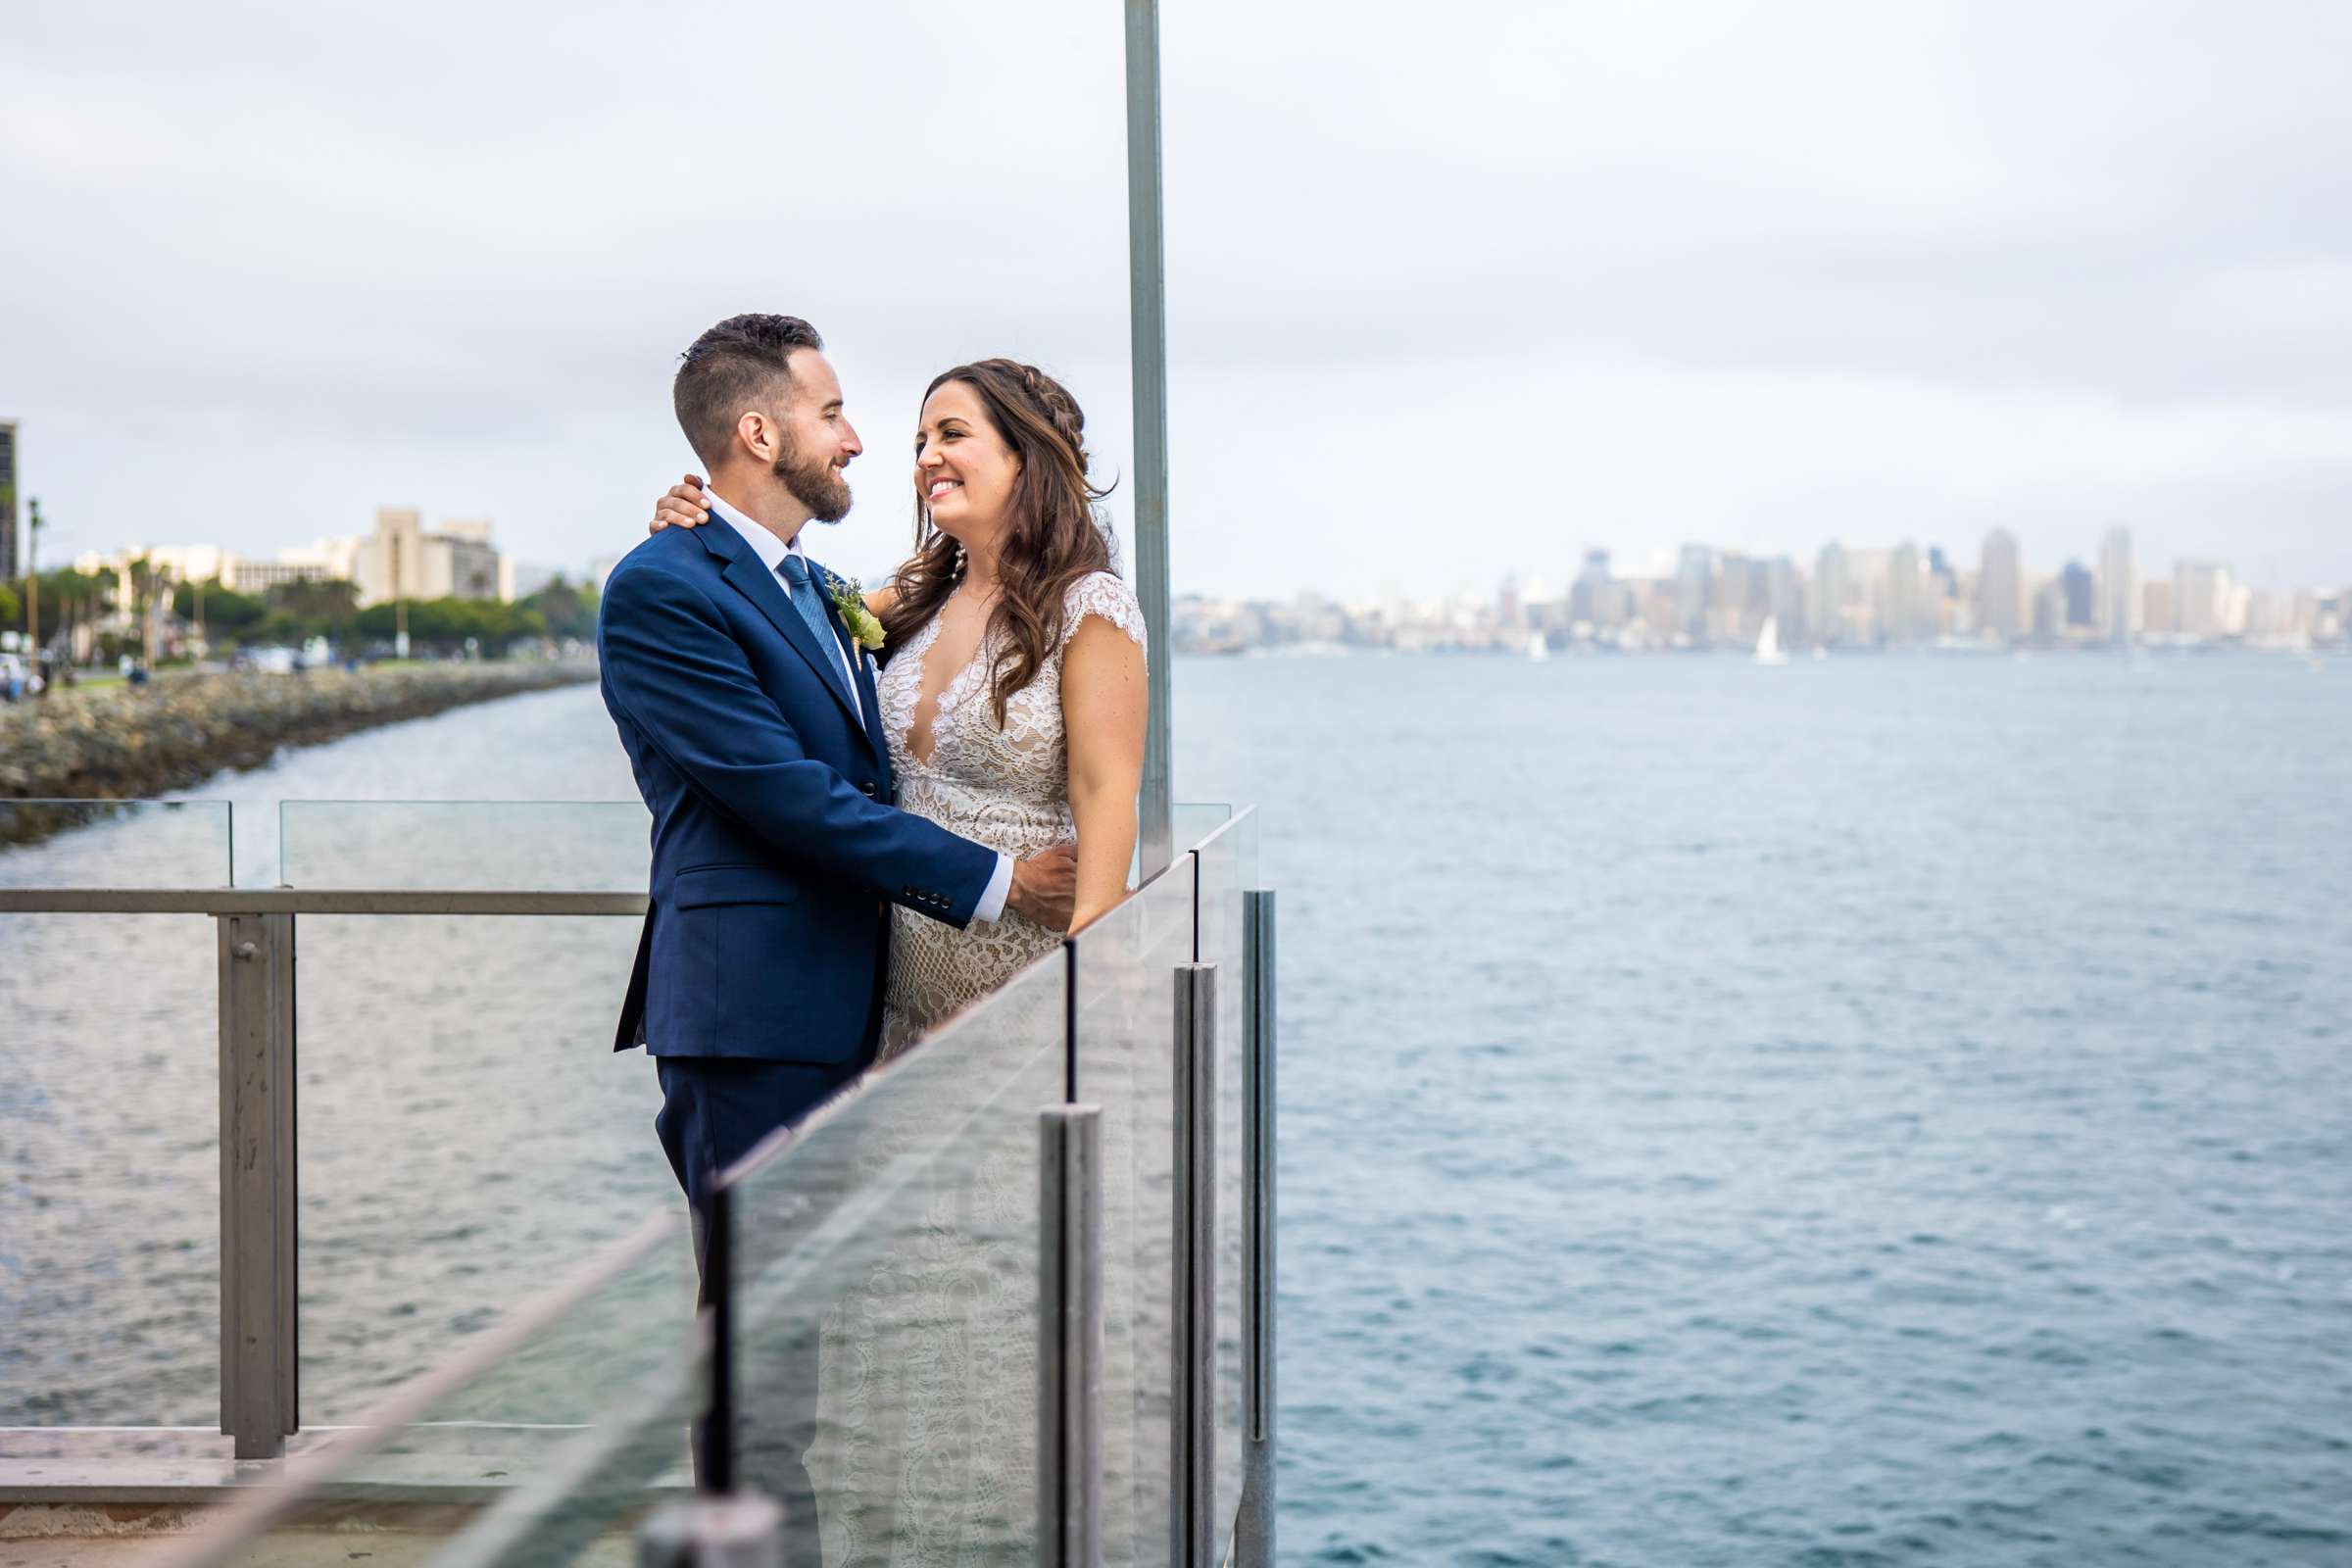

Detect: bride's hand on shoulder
[650, 474, 709, 534]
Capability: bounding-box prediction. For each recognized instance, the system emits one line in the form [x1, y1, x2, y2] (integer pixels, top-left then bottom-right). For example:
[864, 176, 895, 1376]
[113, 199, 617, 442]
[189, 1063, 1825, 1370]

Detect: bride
[650, 358, 1147, 1563]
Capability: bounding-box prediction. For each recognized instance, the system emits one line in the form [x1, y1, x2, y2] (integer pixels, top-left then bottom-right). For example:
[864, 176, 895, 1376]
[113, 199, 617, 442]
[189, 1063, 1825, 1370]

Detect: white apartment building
[76, 509, 512, 615]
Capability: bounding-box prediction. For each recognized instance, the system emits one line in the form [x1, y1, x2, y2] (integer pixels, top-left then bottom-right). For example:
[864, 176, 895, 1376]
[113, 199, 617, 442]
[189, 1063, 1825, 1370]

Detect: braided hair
[881, 359, 1118, 724]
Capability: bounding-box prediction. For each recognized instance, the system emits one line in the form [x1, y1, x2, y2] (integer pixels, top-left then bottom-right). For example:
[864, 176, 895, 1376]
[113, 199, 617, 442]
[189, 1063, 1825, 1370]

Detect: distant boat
[1527, 631, 1549, 662]
[1753, 616, 1788, 666]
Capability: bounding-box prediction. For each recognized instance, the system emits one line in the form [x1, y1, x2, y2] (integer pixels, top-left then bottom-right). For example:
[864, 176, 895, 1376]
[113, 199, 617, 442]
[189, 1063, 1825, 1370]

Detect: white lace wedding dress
[803, 570, 1146, 1567]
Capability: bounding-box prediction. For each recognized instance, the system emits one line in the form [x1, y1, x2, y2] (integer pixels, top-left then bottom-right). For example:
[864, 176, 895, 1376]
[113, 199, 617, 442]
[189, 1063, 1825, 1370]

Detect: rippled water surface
[4, 654, 2348, 1565]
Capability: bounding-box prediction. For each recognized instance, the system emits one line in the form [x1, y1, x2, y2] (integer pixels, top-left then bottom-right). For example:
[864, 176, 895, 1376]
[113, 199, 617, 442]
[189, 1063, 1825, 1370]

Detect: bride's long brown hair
[880, 359, 1116, 725]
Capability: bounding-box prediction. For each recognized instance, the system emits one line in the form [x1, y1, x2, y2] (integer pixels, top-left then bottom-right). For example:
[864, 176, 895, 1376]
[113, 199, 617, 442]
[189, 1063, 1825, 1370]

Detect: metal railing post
[1235, 894, 1278, 1568]
[1171, 963, 1216, 1568]
[1040, 1104, 1105, 1568]
[1125, 0, 1174, 878]
[216, 910, 298, 1458]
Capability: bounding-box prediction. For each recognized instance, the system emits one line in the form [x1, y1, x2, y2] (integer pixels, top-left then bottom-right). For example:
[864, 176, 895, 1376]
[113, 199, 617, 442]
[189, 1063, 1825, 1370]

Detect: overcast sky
[5, 0, 2349, 601]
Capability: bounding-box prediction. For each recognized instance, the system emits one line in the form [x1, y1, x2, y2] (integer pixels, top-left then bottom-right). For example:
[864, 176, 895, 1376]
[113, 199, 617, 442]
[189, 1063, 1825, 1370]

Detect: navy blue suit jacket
[597, 519, 999, 1064]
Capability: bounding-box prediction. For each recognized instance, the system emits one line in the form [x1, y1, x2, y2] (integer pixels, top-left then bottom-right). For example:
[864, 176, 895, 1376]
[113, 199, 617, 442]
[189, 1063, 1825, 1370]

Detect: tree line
[0, 567, 601, 662]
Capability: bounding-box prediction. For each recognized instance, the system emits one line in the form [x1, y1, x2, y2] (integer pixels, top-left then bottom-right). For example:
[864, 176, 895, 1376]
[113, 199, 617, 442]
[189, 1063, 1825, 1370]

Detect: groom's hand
[1007, 846, 1078, 932]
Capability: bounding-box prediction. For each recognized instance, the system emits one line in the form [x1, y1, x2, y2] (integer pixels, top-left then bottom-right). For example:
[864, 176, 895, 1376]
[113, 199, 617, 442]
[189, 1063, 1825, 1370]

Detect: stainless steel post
[1124, 0, 1174, 877]
[1040, 1104, 1106, 1568]
[216, 911, 298, 1458]
[1235, 894, 1278, 1568]
[1172, 963, 1216, 1567]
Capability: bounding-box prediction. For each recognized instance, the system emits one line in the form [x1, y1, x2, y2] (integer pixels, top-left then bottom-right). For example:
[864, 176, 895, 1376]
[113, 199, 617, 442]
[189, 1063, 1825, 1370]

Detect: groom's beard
[776, 437, 853, 523]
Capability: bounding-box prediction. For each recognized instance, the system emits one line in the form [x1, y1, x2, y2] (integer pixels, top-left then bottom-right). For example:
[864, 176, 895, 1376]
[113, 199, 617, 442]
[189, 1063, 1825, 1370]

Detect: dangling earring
[953, 542, 967, 581]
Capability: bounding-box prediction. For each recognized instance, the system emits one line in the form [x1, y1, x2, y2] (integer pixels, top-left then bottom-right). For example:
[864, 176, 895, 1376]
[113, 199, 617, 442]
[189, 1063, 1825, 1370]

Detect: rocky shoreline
[0, 661, 599, 846]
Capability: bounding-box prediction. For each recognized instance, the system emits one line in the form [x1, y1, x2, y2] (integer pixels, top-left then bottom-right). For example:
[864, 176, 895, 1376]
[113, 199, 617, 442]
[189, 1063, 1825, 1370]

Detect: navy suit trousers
[656, 1054, 859, 1563]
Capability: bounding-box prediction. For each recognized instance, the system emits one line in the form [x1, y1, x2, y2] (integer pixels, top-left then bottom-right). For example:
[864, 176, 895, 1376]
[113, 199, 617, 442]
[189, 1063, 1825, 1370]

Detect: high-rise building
[2097, 527, 2135, 641]
[2174, 560, 2232, 640]
[353, 507, 506, 606]
[1977, 528, 2024, 639]
[0, 420, 18, 580]
[1811, 540, 1850, 645]
[1676, 545, 1712, 639]
[2058, 561, 2095, 628]
[1569, 550, 1613, 628]
[1885, 541, 1928, 641]
[2142, 579, 2176, 636]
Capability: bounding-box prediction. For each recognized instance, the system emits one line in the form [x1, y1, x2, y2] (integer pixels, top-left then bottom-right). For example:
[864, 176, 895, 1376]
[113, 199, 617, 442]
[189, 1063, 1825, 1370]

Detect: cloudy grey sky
[4, 0, 2349, 600]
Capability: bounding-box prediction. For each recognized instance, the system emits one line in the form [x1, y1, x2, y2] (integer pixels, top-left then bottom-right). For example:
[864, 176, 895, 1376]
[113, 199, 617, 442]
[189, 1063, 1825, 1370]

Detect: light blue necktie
[778, 554, 855, 706]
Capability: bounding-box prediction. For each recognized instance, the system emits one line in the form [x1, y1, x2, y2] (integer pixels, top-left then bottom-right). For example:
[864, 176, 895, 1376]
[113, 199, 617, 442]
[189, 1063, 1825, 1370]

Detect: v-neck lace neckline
[901, 598, 994, 770]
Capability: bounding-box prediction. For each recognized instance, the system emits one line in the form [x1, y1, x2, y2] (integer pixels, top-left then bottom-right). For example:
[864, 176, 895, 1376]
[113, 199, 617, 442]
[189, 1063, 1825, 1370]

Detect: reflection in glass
[725, 952, 1066, 1565]
[1071, 854, 1196, 1565]
[168, 1212, 697, 1568]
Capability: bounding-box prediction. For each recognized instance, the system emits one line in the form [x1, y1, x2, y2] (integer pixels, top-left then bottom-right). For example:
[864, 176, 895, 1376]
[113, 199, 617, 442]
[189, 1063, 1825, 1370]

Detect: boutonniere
[829, 575, 887, 652]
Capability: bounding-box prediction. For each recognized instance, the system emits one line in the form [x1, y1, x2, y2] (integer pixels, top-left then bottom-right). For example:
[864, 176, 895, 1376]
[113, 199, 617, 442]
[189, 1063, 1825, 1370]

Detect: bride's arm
[650, 474, 709, 531]
[1061, 614, 1148, 933]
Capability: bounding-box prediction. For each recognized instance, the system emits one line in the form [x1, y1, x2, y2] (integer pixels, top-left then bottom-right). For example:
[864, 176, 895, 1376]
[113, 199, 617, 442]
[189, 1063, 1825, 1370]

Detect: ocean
[4, 652, 2347, 1565]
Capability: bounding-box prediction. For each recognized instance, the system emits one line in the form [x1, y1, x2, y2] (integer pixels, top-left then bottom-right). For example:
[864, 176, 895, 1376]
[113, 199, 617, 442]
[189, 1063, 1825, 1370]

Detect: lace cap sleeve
[1060, 571, 1148, 653]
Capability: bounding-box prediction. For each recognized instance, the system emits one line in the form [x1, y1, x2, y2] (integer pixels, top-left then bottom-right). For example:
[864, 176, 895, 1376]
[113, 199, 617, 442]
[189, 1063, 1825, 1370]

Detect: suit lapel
[700, 524, 872, 748]
[814, 568, 893, 766]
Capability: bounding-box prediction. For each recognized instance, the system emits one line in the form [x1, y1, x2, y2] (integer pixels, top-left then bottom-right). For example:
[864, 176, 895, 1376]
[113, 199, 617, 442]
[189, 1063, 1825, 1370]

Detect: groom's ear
[735, 408, 778, 465]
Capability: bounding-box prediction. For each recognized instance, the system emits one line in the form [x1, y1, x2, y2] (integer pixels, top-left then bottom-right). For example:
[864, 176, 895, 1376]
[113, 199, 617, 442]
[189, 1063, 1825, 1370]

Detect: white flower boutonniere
[830, 576, 887, 652]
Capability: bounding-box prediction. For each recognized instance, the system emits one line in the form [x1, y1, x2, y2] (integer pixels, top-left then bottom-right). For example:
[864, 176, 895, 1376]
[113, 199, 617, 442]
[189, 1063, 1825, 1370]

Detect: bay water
[3, 653, 2347, 1564]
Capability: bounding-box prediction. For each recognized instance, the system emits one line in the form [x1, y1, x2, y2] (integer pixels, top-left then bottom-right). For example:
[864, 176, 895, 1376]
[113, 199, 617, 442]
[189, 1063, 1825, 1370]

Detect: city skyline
[1177, 523, 2350, 656]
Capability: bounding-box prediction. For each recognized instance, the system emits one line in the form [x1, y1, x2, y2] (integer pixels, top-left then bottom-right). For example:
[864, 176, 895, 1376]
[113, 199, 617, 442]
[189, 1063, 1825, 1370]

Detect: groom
[597, 314, 1074, 1516]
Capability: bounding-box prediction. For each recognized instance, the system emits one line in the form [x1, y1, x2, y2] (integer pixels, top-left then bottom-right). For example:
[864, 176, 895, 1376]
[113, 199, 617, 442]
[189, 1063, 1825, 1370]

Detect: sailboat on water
[1753, 615, 1788, 666]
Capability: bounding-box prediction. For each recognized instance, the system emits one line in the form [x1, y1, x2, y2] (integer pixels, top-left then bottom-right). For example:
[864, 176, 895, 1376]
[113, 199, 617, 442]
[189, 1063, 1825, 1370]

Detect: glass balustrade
[1193, 807, 1257, 1551]
[720, 950, 1069, 1565]
[276, 800, 650, 891]
[1070, 850, 1197, 1565]
[0, 801, 233, 1432]
[7, 798, 1275, 1566]
[151, 1210, 697, 1568]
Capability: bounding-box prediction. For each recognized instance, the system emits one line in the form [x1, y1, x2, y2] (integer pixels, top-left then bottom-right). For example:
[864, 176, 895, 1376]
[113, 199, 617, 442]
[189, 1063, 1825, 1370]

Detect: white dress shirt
[703, 487, 1014, 924]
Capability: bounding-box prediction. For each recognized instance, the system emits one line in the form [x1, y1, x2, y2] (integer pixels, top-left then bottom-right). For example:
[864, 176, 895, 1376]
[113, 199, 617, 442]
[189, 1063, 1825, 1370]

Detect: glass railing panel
[0, 797, 232, 885]
[1071, 854, 1197, 1566]
[1191, 807, 1256, 1544]
[1170, 801, 1232, 855]
[277, 800, 649, 889]
[0, 802, 232, 1429]
[293, 904, 667, 1423]
[159, 1209, 699, 1568]
[284, 803, 656, 1422]
[723, 950, 1067, 1565]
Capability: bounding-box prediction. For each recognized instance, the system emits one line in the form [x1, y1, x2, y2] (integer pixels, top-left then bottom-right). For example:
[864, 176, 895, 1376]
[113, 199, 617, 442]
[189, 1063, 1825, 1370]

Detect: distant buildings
[1173, 524, 2351, 657]
[74, 507, 514, 616]
[349, 509, 506, 607]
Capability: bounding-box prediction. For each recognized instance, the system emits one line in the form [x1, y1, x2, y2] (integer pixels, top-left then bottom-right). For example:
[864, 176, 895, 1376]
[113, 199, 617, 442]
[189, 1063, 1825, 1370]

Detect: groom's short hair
[674, 314, 825, 467]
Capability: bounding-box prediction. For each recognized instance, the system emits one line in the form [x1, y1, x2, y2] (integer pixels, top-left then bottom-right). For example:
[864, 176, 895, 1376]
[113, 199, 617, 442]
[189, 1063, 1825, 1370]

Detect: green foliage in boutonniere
[829, 575, 887, 652]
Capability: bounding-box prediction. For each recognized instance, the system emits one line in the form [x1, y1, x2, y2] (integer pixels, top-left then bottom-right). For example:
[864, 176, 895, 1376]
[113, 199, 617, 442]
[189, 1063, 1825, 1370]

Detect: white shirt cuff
[973, 853, 1015, 924]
